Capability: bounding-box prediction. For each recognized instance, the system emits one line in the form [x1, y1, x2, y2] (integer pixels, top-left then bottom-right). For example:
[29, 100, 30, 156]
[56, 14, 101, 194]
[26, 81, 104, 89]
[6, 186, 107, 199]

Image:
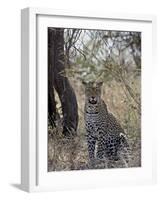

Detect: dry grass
[48, 75, 141, 171]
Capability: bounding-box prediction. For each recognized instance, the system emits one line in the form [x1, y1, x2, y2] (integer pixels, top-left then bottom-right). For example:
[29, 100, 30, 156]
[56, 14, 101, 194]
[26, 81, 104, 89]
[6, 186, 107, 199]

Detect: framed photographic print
[21, 7, 156, 192]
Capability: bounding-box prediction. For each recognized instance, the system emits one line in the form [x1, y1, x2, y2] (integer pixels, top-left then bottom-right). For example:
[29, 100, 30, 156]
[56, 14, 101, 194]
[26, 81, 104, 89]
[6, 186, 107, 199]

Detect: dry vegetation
[48, 76, 141, 171]
[48, 29, 141, 171]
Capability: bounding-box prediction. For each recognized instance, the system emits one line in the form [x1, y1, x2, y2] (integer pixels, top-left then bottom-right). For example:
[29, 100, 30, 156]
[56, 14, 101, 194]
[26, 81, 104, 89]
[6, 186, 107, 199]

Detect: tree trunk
[48, 28, 78, 136]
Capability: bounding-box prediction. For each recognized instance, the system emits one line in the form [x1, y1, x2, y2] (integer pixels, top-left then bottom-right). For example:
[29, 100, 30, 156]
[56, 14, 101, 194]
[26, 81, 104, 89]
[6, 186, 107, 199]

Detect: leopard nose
[89, 96, 97, 104]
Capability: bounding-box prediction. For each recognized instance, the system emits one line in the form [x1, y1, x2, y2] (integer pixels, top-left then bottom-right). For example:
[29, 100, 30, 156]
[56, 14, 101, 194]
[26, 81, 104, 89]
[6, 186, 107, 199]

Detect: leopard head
[83, 81, 103, 114]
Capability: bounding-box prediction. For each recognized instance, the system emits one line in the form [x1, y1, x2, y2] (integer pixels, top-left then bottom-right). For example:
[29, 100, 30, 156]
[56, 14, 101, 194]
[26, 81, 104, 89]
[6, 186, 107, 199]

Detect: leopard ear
[96, 81, 103, 87]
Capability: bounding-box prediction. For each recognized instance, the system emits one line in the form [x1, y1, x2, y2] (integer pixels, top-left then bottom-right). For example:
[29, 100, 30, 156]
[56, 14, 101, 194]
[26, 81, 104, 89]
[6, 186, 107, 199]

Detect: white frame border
[21, 7, 157, 192]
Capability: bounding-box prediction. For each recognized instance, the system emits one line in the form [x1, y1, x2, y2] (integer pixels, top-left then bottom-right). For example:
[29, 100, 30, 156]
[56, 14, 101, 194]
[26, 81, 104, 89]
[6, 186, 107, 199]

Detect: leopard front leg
[96, 136, 106, 160]
[86, 133, 96, 168]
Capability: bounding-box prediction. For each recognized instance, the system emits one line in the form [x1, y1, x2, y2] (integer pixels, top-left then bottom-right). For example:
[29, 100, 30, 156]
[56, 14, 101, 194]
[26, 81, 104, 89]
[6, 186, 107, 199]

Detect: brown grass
[48, 76, 141, 171]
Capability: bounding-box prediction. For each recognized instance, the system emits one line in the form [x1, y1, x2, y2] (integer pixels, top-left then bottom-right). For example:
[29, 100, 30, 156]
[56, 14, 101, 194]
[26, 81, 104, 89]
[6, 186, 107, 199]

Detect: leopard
[83, 81, 130, 168]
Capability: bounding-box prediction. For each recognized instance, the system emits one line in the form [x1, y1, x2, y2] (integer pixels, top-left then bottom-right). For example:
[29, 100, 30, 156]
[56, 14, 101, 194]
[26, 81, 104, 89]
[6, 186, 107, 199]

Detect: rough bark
[48, 28, 78, 136]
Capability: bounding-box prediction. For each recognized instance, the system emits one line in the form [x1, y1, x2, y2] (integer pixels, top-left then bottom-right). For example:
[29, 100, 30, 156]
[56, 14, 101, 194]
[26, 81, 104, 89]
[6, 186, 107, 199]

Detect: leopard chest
[85, 112, 107, 136]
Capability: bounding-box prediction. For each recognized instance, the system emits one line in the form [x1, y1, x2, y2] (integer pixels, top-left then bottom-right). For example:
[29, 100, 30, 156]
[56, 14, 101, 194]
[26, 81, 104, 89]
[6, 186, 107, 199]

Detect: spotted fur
[83, 81, 130, 168]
